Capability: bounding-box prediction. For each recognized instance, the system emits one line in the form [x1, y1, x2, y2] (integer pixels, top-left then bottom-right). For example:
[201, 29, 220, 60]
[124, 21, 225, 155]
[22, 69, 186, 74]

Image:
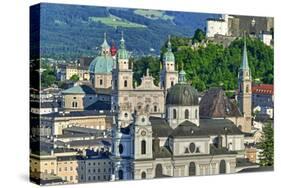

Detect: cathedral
[86, 33, 254, 180]
[108, 34, 254, 180]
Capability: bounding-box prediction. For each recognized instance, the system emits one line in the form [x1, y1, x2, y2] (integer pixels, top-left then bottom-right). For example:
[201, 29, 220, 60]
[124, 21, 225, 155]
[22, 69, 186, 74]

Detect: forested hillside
[132, 34, 273, 92]
[38, 3, 219, 59]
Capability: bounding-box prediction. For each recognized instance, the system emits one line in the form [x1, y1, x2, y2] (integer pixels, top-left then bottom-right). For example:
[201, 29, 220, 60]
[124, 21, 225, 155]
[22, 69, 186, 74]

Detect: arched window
[141, 172, 146, 179]
[154, 105, 157, 112]
[124, 80, 128, 87]
[72, 101, 77, 108]
[146, 105, 150, 112]
[219, 160, 226, 174]
[99, 79, 103, 86]
[171, 81, 174, 87]
[124, 113, 128, 118]
[118, 144, 123, 154]
[118, 170, 123, 180]
[141, 140, 146, 155]
[185, 109, 189, 119]
[189, 162, 196, 176]
[195, 109, 198, 119]
[246, 85, 249, 93]
[155, 164, 163, 178]
[173, 109, 177, 119]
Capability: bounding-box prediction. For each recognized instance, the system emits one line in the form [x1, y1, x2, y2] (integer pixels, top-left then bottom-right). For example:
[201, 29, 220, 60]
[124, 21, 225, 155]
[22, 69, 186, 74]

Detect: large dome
[166, 83, 199, 106]
[88, 55, 114, 74]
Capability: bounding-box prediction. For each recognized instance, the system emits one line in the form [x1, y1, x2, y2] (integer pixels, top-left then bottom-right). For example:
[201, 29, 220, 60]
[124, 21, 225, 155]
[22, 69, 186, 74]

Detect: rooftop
[252, 84, 274, 95]
[41, 110, 113, 118]
[199, 87, 242, 118]
[62, 84, 95, 95]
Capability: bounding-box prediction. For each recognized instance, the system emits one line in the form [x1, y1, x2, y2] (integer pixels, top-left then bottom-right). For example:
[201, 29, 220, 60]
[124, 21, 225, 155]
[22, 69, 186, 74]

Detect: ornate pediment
[135, 69, 161, 90]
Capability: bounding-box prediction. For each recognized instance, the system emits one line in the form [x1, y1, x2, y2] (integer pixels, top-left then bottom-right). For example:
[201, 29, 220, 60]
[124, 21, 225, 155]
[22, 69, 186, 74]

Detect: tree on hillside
[192, 29, 205, 44]
[258, 123, 274, 166]
[70, 74, 80, 82]
[41, 63, 56, 88]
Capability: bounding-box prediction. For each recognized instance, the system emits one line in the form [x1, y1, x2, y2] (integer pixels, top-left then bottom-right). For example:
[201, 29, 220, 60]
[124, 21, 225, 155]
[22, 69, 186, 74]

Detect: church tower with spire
[237, 37, 252, 132]
[160, 36, 178, 95]
[112, 32, 134, 125]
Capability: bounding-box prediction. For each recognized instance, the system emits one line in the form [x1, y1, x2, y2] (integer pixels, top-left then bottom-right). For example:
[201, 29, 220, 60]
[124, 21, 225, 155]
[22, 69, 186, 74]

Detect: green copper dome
[163, 51, 175, 62]
[163, 36, 175, 62]
[89, 56, 114, 74]
[166, 83, 199, 106]
[117, 33, 129, 60]
[88, 33, 114, 74]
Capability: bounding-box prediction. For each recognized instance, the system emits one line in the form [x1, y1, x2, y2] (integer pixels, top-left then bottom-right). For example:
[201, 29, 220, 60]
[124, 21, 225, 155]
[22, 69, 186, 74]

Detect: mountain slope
[38, 3, 219, 59]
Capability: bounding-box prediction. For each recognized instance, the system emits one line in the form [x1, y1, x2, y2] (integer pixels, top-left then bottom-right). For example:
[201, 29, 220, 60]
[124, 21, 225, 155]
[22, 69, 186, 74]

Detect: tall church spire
[240, 36, 249, 70]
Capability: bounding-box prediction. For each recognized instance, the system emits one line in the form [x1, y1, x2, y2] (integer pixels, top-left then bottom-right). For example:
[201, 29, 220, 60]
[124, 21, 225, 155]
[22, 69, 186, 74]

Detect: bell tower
[237, 36, 252, 132]
[112, 32, 134, 113]
[131, 110, 153, 160]
[160, 35, 178, 95]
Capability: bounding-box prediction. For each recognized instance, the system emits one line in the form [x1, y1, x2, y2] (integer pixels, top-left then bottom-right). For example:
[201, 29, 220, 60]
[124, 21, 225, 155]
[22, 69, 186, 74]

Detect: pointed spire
[179, 69, 186, 84]
[120, 31, 125, 49]
[104, 32, 107, 41]
[101, 32, 110, 51]
[179, 61, 186, 84]
[167, 35, 172, 52]
[241, 33, 249, 70]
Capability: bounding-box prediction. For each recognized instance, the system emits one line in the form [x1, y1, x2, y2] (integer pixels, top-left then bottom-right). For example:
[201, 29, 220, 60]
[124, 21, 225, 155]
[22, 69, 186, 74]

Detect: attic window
[190, 129, 194, 134]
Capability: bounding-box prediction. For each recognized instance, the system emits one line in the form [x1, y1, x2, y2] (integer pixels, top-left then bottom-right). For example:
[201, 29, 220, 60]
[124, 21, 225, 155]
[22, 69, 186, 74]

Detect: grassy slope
[89, 14, 146, 28]
[134, 9, 174, 20]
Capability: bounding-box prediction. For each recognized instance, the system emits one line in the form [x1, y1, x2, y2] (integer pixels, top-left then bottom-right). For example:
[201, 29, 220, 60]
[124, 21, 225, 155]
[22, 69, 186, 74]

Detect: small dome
[88, 56, 114, 74]
[166, 83, 199, 106]
[163, 51, 175, 62]
[117, 48, 129, 60]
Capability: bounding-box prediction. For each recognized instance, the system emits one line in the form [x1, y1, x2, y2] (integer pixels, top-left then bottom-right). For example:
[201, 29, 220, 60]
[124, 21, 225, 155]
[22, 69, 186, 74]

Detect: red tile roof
[252, 84, 274, 95]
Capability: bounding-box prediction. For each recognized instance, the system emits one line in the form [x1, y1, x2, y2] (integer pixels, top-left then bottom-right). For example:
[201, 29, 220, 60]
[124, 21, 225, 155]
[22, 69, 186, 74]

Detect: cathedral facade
[108, 34, 254, 180]
[111, 34, 176, 120]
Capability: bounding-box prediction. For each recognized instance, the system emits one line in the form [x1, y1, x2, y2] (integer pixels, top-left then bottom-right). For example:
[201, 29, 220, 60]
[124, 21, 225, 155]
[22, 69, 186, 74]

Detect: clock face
[141, 130, 146, 136]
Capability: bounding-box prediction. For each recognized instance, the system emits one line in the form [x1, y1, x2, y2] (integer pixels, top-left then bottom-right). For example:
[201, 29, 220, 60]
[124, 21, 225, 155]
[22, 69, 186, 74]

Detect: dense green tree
[192, 29, 205, 43]
[258, 123, 274, 166]
[133, 35, 273, 92]
[133, 56, 160, 85]
[41, 64, 56, 88]
[69, 74, 80, 82]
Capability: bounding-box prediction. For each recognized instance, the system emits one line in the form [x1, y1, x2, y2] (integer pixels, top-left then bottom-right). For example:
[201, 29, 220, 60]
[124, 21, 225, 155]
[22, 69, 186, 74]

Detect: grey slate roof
[86, 100, 111, 111]
[166, 83, 199, 106]
[236, 158, 258, 167]
[41, 110, 113, 118]
[199, 88, 242, 118]
[63, 126, 105, 135]
[171, 118, 243, 138]
[153, 146, 172, 158]
[150, 116, 242, 139]
[150, 117, 173, 137]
